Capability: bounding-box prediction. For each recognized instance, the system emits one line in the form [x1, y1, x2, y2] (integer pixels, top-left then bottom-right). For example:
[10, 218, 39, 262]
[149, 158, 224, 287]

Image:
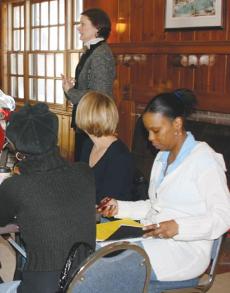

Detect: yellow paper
[96, 218, 143, 241]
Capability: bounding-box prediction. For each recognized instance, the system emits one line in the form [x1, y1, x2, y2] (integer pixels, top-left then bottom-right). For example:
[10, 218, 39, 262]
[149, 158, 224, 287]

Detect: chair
[149, 235, 224, 293]
[65, 241, 152, 293]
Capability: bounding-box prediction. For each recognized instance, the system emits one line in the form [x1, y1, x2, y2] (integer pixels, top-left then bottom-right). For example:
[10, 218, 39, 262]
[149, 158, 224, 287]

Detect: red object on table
[0, 108, 12, 152]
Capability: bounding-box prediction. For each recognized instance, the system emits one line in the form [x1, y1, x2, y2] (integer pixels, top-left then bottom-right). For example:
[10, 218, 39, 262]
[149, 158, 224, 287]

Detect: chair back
[66, 241, 151, 293]
[198, 234, 224, 292]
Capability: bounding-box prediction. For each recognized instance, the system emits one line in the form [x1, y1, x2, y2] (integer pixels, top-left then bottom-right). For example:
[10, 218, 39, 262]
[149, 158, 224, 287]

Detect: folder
[96, 219, 143, 242]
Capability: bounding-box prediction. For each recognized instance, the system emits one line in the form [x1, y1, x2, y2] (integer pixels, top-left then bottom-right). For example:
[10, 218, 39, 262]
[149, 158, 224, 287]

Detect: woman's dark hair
[144, 88, 197, 120]
[81, 8, 111, 40]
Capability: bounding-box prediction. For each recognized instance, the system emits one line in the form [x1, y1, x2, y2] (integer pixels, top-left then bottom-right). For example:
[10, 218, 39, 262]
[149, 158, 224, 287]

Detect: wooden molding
[111, 41, 230, 55]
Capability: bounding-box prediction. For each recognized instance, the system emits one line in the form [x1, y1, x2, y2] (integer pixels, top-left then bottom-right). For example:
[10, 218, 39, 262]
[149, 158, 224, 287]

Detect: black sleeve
[97, 151, 134, 203]
[0, 180, 17, 226]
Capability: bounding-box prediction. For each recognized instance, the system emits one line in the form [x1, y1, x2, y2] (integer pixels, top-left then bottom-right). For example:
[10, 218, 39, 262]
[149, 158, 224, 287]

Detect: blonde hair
[76, 91, 119, 137]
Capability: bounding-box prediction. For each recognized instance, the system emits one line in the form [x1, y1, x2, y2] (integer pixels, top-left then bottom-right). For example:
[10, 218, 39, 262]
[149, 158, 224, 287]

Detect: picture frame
[165, 0, 223, 29]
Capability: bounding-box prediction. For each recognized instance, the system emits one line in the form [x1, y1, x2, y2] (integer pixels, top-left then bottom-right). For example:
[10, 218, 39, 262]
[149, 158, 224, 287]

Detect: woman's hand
[142, 220, 178, 239]
[97, 197, 118, 217]
[61, 74, 75, 93]
[0, 224, 19, 235]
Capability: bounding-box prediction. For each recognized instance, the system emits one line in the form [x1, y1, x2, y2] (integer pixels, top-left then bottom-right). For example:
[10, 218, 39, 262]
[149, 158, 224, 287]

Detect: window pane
[13, 6, 20, 28]
[20, 6, 24, 28]
[50, 27, 58, 50]
[46, 54, 54, 77]
[18, 77, 24, 99]
[38, 79, 45, 101]
[32, 3, 40, 26]
[37, 54, 45, 76]
[41, 2, 48, 26]
[74, 25, 82, 49]
[41, 28, 48, 50]
[13, 30, 20, 51]
[55, 54, 63, 77]
[32, 28, 39, 50]
[59, 26, 65, 50]
[70, 53, 80, 78]
[74, 0, 83, 22]
[47, 79, 54, 103]
[11, 77, 17, 97]
[18, 54, 24, 75]
[55, 80, 64, 104]
[59, 0, 65, 24]
[10, 54, 17, 74]
[29, 78, 37, 100]
[21, 30, 24, 51]
[29, 54, 37, 75]
[50, 1, 58, 25]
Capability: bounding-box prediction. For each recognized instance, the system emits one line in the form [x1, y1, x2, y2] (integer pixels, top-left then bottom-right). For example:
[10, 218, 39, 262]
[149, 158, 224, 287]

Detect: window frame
[2, 0, 83, 112]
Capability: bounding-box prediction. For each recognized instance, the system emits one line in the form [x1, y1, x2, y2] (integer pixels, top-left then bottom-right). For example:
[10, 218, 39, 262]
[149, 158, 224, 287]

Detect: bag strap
[58, 242, 94, 292]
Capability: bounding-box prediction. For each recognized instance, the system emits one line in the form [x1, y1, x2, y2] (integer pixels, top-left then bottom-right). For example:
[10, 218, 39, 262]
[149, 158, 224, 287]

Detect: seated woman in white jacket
[98, 88, 230, 289]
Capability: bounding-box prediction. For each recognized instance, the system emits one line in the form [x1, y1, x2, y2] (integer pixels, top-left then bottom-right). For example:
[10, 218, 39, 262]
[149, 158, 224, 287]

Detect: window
[31, 0, 65, 51]
[9, 4, 24, 100]
[73, 0, 83, 50]
[6, 0, 83, 108]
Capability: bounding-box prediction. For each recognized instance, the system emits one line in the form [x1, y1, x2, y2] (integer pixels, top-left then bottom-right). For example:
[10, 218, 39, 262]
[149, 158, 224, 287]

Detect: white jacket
[116, 142, 230, 281]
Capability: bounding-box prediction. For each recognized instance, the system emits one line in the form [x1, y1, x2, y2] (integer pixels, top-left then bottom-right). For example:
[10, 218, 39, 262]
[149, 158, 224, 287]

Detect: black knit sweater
[0, 149, 96, 272]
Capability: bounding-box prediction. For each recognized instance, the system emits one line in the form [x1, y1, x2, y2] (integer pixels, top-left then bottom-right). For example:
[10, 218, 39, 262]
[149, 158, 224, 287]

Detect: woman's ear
[173, 117, 183, 136]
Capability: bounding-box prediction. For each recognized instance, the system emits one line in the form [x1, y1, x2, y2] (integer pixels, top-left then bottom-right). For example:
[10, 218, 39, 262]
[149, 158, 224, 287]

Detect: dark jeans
[17, 271, 61, 293]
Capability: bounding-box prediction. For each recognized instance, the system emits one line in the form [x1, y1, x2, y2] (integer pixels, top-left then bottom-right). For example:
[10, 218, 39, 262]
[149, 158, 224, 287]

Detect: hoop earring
[16, 152, 26, 161]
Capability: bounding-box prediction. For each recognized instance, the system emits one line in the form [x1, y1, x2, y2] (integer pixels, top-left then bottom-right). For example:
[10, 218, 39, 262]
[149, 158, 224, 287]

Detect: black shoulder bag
[57, 242, 94, 292]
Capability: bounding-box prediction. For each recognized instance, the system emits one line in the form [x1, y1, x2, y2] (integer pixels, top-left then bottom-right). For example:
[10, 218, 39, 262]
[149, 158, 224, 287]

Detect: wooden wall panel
[130, 0, 143, 43]
[117, 0, 130, 43]
[225, 56, 230, 93]
[142, 0, 154, 42]
[83, 0, 230, 117]
[118, 99, 136, 147]
[56, 113, 75, 161]
[208, 55, 226, 92]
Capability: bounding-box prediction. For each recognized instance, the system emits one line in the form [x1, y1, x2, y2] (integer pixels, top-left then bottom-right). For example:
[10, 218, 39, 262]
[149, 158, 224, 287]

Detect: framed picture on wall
[165, 0, 223, 29]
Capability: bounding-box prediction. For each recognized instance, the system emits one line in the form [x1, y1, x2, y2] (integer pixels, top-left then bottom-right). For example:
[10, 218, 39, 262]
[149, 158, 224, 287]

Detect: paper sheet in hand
[96, 219, 143, 242]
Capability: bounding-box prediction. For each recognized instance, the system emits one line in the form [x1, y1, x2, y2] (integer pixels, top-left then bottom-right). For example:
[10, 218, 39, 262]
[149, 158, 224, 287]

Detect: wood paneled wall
[1, 1, 230, 156]
[84, 0, 230, 147]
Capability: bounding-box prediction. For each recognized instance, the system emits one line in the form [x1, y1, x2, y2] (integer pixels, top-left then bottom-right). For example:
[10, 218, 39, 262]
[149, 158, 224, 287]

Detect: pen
[97, 197, 112, 210]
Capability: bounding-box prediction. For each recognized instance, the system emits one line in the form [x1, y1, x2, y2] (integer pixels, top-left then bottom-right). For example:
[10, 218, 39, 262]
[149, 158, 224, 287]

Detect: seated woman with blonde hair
[76, 91, 134, 205]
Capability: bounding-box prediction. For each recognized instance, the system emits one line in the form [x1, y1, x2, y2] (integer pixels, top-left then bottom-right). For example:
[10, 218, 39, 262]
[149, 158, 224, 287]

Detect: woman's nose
[148, 132, 155, 142]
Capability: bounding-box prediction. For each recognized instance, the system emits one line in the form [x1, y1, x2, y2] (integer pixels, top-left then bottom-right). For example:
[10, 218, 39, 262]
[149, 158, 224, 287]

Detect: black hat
[6, 102, 58, 155]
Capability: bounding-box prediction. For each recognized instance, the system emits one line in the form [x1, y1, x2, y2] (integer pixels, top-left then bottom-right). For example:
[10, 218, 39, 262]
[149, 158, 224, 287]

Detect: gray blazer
[66, 42, 116, 104]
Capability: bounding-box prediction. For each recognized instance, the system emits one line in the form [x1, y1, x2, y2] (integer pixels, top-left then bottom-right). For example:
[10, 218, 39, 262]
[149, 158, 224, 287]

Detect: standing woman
[62, 8, 116, 161]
